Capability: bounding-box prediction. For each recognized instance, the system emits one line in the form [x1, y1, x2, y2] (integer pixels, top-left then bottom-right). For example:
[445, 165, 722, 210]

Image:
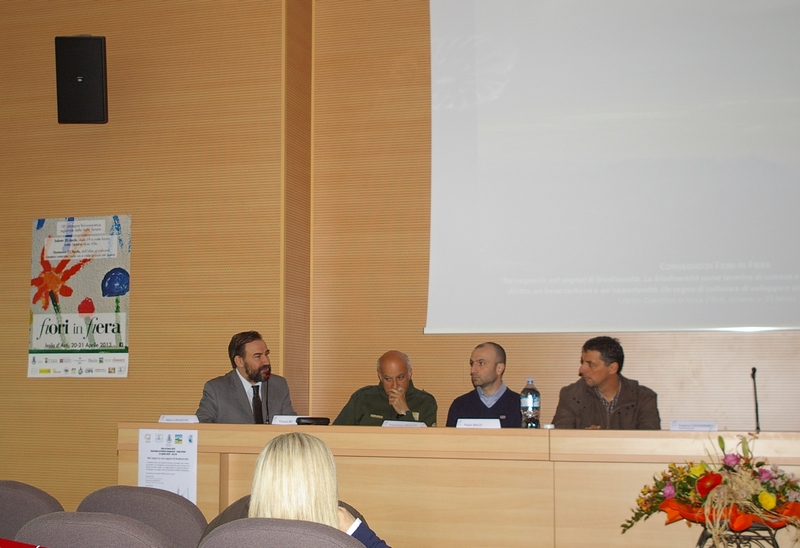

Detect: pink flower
[758, 467, 775, 482]
[722, 453, 741, 467]
[662, 482, 676, 498]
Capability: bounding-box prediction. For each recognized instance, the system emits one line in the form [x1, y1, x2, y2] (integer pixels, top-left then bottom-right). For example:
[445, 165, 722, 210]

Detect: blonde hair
[248, 432, 339, 528]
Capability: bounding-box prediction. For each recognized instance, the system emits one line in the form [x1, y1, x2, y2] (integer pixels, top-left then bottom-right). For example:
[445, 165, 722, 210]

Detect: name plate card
[272, 415, 300, 425]
[670, 420, 718, 431]
[158, 415, 199, 423]
[456, 418, 501, 429]
[381, 420, 427, 428]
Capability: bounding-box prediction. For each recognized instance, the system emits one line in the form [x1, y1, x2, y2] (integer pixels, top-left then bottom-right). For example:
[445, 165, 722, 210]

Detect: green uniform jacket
[333, 380, 438, 426]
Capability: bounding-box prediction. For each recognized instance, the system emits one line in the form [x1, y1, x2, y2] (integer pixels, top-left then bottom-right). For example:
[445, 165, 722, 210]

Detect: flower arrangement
[621, 435, 800, 545]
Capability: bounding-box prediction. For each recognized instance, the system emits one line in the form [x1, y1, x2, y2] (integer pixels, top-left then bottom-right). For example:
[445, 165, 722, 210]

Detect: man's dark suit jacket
[196, 369, 295, 423]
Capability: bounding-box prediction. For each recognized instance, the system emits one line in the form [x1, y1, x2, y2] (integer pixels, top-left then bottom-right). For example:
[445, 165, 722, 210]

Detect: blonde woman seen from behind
[249, 432, 390, 547]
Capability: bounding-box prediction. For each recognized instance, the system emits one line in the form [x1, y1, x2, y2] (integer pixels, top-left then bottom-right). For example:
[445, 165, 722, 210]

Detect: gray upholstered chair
[0, 480, 64, 539]
[77, 485, 207, 548]
[198, 517, 365, 548]
[199, 494, 369, 544]
[15, 511, 175, 548]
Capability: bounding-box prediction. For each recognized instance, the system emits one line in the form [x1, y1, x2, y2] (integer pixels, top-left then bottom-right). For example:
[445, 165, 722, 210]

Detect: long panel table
[118, 424, 800, 547]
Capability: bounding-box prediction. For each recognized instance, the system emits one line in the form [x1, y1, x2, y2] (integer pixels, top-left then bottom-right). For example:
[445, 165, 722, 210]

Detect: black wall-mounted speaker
[55, 36, 108, 124]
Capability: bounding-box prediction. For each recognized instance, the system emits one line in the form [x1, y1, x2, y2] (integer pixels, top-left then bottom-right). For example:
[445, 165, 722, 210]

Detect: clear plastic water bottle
[520, 377, 541, 428]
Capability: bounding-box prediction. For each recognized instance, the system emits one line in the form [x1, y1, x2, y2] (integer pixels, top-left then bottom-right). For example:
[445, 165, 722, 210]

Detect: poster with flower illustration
[28, 215, 130, 378]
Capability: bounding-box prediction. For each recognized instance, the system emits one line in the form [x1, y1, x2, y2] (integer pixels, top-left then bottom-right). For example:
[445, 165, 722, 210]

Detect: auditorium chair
[77, 485, 206, 548]
[15, 511, 175, 548]
[199, 493, 369, 543]
[198, 517, 365, 548]
[0, 480, 64, 540]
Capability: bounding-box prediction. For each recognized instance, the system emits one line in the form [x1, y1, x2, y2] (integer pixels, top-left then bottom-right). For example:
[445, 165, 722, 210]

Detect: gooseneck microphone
[751, 367, 761, 433]
[264, 375, 270, 424]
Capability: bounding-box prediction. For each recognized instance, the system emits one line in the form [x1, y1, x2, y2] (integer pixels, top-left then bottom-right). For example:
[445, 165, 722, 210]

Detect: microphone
[751, 367, 761, 433]
[264, 375, 270, 424]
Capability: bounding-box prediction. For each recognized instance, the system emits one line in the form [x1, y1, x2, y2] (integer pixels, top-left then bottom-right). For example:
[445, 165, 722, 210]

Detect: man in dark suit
[196, 331, 295, 423]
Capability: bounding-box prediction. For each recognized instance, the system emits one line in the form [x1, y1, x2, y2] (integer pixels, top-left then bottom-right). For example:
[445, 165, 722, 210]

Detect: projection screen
[426, 0, 800, 334]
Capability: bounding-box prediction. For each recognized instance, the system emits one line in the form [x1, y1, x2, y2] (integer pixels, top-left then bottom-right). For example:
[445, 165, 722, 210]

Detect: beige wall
[0, 0, 287, 510]
[1, 0, 798, 514]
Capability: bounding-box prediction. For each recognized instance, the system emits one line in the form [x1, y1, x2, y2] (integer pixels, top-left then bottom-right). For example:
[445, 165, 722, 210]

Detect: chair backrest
[15, 511, 176, 548]
[0, 480, 64, 539]
[198, 517, 366, 548]
[199, 494, 370, 544]
[200, 494, 251, 543]
[77, 485, 207, 548]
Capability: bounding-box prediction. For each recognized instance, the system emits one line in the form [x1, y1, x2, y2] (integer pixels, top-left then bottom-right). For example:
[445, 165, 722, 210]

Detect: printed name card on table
[455, 418, 501, 429]
[158, 415, 199, 423]
[381, 420, 428, 427]
[670, 420, 718, 431]
[272, 415, 300, 425]
[272, 416, 332, 425]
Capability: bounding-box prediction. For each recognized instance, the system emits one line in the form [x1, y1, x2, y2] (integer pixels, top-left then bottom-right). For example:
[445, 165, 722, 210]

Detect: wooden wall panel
[283, 0, 313, 414]
[311, 0, 442, 417]
[310, 0, 800, 432]
[0, 0, 284, 510]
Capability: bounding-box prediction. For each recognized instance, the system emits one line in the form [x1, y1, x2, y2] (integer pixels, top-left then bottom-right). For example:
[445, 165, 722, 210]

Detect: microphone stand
[264, 376, 270, 424]
[751, 367, 760, 433]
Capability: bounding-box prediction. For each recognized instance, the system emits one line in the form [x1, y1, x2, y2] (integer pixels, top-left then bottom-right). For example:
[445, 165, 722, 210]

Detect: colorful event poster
[28, 215, 131, 378]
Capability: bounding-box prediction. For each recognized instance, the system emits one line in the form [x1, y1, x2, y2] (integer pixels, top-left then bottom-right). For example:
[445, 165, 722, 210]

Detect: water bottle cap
[527, 377, 534, 383]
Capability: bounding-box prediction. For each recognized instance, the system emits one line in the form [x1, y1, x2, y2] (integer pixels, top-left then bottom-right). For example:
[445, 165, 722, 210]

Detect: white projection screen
[426, 0, 800, 334]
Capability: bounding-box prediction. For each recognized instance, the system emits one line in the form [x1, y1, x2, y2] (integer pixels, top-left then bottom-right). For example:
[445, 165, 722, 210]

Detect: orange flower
[780, 502, 800, 520]
[31, 248, 91, 310]
[658, 499, 707, 525]
[728, 505, 754, 532]
[657, 499, 686, 525]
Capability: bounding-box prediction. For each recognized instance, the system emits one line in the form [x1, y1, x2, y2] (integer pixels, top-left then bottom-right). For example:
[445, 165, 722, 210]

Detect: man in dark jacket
[552, 336, 660, 429]
[333, 350, 438, 426]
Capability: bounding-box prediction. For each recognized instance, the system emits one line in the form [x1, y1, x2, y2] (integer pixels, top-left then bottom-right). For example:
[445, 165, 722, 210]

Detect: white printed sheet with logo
[138, 429, 198, 503]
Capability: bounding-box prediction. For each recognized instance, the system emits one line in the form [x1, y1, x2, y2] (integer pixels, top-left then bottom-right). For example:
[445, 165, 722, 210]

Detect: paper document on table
[138, 428, 198, 503]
